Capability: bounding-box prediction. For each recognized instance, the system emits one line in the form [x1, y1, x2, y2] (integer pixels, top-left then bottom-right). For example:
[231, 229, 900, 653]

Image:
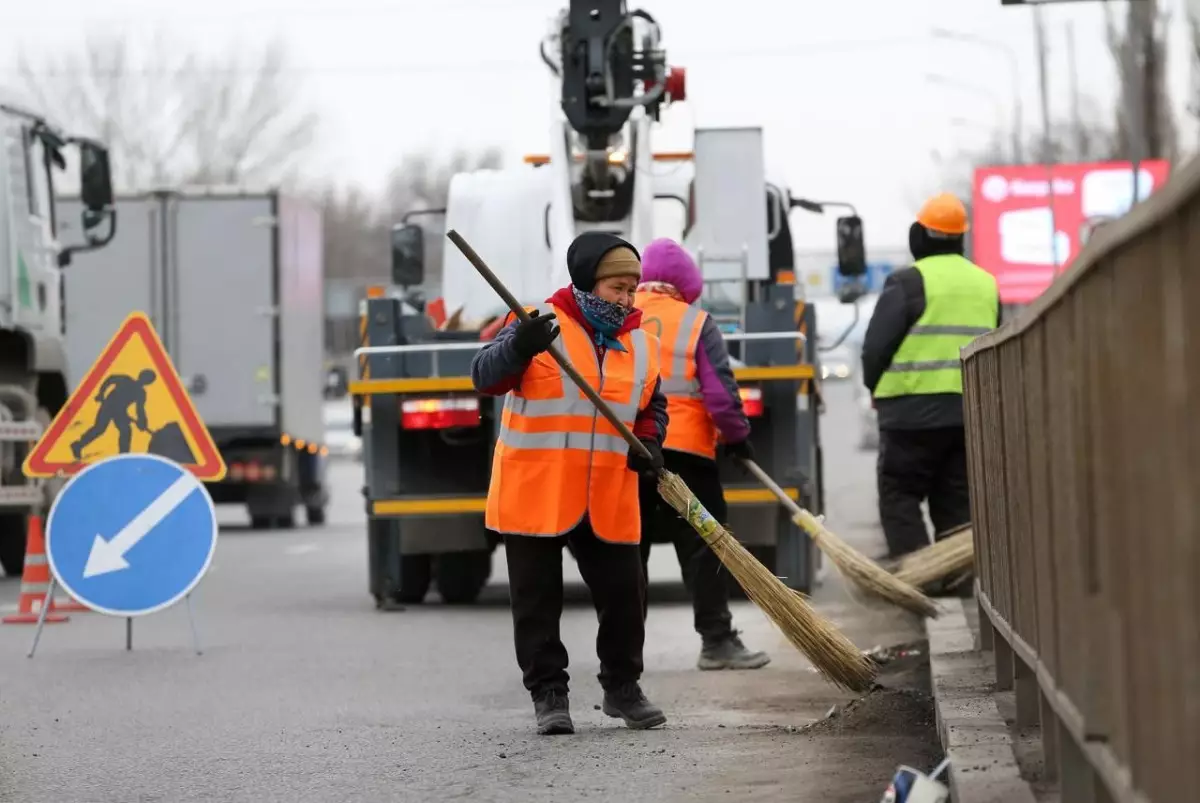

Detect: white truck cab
[0, 89, 116, 576]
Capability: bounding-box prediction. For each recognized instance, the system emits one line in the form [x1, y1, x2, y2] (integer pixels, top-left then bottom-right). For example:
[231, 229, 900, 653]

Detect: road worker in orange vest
[470, 231, 670, 737]
[633, 238, 771, 671]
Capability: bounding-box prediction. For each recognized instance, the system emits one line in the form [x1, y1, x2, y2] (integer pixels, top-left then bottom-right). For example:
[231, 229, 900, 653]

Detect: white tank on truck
[0, 89, 117, 577]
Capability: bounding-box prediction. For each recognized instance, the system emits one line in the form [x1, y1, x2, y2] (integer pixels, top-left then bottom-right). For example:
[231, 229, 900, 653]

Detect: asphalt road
[0, 382, 935, 803]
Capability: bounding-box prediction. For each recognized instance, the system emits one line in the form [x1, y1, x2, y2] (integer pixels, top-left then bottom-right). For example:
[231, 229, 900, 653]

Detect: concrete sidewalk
[925, 596, 1052, 802]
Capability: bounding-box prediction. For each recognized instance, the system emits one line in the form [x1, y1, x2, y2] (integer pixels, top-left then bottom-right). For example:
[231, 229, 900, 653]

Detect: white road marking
[284, 544, 320, 556]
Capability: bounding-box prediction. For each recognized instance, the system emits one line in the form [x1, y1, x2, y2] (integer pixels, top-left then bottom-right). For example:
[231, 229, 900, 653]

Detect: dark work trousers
[877, 426, 972, 558]
[501, 519, 646, 699]
[637, 450, 734, 643]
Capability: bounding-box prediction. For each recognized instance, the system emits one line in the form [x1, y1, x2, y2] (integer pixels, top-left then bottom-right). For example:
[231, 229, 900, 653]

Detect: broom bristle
[894, 531, 974, 588]
[789, 509, 938, 618]
[657, 471, 877, 693]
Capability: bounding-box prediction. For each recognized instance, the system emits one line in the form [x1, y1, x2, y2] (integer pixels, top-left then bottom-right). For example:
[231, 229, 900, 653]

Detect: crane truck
[0, 90, 116, 577]
[352, 0, 869, 607]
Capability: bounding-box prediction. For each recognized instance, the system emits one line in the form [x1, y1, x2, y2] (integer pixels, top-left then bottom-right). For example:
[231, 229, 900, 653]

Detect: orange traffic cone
[2, 514, 69, 624]
[51, 592, 90, 613]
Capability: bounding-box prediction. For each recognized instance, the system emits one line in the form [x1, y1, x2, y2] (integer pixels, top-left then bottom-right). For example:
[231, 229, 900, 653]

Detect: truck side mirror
[391, 223, 425, 287]
[835, 215, 867, 277]
[78, 140, 114, 225]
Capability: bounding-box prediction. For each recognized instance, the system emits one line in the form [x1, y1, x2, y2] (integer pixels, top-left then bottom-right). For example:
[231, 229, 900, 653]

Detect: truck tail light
[230, 460, 277, 482]
[740, 387, 764, 417]
[401, 397, 481, 430]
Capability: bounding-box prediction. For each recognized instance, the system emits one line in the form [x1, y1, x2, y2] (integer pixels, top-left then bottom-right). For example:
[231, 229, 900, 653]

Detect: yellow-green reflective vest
[873, 254, 999, 399]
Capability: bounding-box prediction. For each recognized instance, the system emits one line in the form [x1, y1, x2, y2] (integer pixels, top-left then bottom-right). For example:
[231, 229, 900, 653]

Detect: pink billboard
[971, 160, 1171, 304]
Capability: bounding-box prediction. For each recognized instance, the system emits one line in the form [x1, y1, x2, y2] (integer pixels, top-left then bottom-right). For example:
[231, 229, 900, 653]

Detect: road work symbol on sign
[45, 453, 218, 618]
[23, 311, 226, 481]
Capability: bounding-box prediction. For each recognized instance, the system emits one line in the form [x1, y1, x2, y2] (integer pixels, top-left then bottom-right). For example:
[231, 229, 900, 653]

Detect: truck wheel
[274, 512, 296, 529]
[250, 515, 273, 530]
[0, 514, 27, 577]
[395, 554, 433, 604]
[435, 550, 493, 604]
[305, 505, 326, 526]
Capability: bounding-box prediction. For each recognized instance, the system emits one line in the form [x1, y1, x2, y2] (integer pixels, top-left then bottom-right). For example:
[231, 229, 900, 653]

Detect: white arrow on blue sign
[46, 453, 218, 617]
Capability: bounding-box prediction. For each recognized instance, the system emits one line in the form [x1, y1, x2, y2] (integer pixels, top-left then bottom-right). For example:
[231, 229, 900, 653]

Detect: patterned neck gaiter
[572, 286, 629, 352]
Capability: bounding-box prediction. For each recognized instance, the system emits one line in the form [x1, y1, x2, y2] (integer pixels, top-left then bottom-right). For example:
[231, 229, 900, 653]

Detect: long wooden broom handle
[741, 458, 823, 531]
[446, 229, 654, 463]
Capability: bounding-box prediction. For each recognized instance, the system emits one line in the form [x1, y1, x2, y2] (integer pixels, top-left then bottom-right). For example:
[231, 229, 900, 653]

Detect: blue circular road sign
[46, 453, 218, 617]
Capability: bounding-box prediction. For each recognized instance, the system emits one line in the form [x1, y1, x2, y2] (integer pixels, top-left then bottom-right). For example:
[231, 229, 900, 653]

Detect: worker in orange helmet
[471, 232, 669, 737]
[860, 193, 1000, 579]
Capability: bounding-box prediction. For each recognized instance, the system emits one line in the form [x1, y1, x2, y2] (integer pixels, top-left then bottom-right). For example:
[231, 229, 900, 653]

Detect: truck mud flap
[148, 422, 197, 464]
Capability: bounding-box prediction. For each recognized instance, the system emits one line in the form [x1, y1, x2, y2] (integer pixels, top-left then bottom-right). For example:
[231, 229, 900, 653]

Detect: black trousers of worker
[877, 426, 972, 559]
[502, 519, 646, 699]
[637, 451, 734, 642]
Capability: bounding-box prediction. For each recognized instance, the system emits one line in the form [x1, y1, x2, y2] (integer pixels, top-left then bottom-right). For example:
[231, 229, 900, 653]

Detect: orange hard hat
[916, 193, 969, 235]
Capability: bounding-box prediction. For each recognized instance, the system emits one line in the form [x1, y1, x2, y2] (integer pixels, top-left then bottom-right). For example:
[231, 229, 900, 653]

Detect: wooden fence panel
[962, 155, 1200, 802]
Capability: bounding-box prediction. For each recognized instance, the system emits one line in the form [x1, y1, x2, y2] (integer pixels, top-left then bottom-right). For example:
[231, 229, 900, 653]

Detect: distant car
[325, 366, 349, 399]
[323, 400, 362, 460]
[819, 344, 855, 382]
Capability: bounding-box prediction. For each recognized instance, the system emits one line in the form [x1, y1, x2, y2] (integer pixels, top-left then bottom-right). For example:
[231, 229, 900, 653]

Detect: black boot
[601, 682, 666, 730]
[697, 630, 771, 670]
[533, 689, 574, 736]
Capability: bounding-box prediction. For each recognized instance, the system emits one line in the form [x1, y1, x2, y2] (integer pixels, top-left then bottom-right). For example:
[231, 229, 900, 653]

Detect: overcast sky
[2, 0, 1195, 250]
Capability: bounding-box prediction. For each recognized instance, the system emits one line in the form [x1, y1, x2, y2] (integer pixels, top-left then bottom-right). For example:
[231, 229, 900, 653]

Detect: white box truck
[58, 189, 329, 528]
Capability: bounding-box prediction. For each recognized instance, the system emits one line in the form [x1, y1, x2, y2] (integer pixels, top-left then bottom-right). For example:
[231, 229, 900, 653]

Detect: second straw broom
[446, 229, 876, 693]
[739, 458, 938, 618]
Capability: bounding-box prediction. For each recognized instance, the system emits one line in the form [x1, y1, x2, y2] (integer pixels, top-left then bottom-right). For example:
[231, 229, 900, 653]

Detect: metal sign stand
[27, 578, 203, 659]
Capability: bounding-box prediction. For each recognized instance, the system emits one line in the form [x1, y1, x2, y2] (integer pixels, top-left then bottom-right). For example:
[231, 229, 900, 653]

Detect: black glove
[511, 311, 559, 360]
[627, 439, 664, 478]
[724, 439, 755, 463]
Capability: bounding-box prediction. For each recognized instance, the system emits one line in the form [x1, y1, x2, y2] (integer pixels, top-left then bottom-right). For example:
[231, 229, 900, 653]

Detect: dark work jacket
[861, 266, 1003, 431]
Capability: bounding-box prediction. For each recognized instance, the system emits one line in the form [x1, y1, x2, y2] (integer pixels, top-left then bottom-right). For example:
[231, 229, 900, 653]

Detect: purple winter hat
[639, 238, 703, 303]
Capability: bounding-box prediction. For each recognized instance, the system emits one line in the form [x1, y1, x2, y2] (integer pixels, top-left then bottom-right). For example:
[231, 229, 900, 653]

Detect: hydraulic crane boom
[538, 0, 685, 271]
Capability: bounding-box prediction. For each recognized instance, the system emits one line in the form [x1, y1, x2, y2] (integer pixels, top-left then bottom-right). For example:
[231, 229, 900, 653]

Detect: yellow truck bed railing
[349, 332, 813, 395]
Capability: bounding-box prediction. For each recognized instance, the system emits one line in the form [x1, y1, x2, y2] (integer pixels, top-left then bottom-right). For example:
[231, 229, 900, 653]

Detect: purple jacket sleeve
[694, 315, 752, 443]
[470, 322, 529, 396]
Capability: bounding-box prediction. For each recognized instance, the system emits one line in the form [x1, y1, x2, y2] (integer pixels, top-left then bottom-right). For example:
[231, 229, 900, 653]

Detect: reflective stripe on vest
[485, 305, 660, 543]
[634, 291, 719, 459]
[873, 254, 999, 399]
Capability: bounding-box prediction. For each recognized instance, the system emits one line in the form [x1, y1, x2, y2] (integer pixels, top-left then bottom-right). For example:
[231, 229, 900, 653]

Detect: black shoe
[533, 689, 574, 735]
[698, 631, 771, 671]
[601, 682, 666, 730]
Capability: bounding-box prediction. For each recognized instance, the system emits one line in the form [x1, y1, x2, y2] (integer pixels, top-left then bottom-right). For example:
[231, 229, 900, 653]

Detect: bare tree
[1188, 10, 1200, 125]
[321, 186, 390, 282]
[916, 114, 1120, 212]
[1104, 0, 1177, 162]
[319, 148, 505, 286]
[18, 29, 319, 191]
[382, 148, 505, 218]
[381, 148, 505, 290]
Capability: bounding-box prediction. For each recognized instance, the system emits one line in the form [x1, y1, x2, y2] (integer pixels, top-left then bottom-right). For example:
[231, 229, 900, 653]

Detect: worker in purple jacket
[633, 238, 770, 671]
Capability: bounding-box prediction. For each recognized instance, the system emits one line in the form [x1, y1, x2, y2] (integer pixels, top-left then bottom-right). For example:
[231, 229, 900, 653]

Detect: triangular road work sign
[23, 311, 226, 481]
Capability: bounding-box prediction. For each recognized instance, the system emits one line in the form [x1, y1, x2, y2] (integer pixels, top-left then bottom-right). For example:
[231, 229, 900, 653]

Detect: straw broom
[738, 459, 938, 618]
[894, 527, 974, 590]
[446, 230, 876, 693]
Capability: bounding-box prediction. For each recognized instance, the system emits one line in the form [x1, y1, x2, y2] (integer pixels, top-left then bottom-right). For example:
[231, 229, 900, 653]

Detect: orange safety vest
[634, 291, 720, 459]
[485, 304, 661, 544]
